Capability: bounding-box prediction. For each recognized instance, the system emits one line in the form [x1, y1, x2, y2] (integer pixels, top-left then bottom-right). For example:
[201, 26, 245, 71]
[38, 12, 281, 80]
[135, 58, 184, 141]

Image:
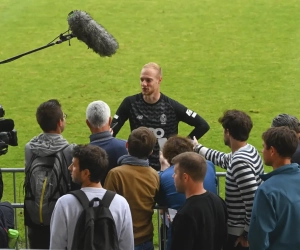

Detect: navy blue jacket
[89, 131, 127, 184]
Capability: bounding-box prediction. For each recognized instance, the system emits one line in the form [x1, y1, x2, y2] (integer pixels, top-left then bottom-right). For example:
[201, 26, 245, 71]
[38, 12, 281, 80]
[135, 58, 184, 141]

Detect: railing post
[157, 209, 161, 250]
[217, 175, 220, 195]
[13, 172, 17, 228]
[13, 172, 19, 250]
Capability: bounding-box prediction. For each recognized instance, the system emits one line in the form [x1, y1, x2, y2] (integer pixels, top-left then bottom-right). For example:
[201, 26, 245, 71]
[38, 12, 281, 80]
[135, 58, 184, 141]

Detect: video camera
[0, 105, 18, 156]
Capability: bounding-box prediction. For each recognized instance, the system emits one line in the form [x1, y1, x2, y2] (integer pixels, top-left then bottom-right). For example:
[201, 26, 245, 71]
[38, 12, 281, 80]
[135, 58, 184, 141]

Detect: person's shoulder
[195, 192, 226, 209]
[160, 166, 174, 178]
[161, 93, 183, 105]
[56, 193, 79, 207]
[255, 182, 274, 197]
[232, 144, 261, 163]
[206, 191, 222, 200]
[206, 161, 216, 170]
[149, 167, 160, 176]
[112, 192, 129, 204]
[111, 137, 127, 145]
[109, 192, 131, 211]
[24, 135, 39, 149]
[62, 143, 75, 153]
[123, 93, 143, 102]
[149, 168, 160, 185]
[236, 144, 259, 155]
[24, 141, 31, 153]
[231, 147, 252, 161]
[108, 165, 124, 174]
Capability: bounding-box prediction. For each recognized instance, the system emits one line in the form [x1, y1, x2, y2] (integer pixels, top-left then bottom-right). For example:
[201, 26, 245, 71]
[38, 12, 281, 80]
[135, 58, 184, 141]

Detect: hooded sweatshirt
[25, 133, 78, 187]
[25, 133, 71, 168]
[24, 133, 79, 227]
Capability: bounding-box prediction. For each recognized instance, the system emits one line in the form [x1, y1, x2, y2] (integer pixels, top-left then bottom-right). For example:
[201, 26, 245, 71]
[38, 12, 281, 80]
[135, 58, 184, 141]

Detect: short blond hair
[142, 62, 162, 77]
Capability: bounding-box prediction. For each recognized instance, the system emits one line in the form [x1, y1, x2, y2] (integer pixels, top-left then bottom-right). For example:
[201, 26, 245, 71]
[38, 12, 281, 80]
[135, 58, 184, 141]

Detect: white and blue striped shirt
[198, 144, 264, 236]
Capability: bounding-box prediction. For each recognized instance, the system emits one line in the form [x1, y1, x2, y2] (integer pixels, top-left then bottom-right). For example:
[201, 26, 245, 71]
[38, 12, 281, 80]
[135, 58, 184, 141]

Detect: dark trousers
[28, 226, 50, 249]
[223, 234, 249, 250]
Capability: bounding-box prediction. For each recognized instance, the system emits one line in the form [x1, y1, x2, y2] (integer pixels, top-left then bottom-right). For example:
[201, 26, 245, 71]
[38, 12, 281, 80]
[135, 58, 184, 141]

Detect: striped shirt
[198, 144, 264, 235]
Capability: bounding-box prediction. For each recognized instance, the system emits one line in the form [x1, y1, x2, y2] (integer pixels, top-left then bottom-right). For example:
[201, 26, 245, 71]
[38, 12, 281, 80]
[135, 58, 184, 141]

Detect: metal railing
[1, 168, 226, 249]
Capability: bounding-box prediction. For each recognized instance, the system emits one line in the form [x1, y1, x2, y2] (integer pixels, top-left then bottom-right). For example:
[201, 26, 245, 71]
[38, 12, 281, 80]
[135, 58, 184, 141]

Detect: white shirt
[50, 187, 134, 250]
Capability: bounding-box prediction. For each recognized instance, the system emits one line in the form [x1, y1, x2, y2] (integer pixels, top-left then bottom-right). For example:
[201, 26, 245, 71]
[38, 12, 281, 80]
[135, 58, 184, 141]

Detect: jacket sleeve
[112, 97, 131, 137]
[248, 188, 275, 250]
[198, 146, 231, 170]
[171, 99, 210, 139]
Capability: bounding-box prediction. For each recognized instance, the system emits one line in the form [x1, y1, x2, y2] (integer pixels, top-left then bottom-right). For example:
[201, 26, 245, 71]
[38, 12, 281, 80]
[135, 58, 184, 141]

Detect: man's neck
[81, 182, 102, 188]
[45, 130, 61, 134]
[272, 159, 292, 170]
[185, 184, 206, 199]
[230, 139, 247, 153]
[143, 92, 161, 104]
[90, 126, 110, 134]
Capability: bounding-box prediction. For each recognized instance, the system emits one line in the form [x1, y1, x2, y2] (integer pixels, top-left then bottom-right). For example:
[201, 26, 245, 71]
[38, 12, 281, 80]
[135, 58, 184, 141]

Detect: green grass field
[1, 0, 300, 248]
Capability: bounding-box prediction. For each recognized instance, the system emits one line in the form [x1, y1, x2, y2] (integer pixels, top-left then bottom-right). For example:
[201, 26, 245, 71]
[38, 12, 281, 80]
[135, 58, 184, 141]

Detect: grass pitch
[1, 0, 300, 248]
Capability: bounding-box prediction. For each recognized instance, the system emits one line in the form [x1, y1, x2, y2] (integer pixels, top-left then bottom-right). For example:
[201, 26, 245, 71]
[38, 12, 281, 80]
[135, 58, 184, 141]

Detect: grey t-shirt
[50, 187, 134, 250]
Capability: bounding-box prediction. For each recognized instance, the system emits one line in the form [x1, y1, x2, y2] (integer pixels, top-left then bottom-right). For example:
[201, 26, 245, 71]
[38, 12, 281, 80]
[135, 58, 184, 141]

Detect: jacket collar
[89, 131, 112, 143]
[260, 163, 300, 181]
[117, 155, 149, 167]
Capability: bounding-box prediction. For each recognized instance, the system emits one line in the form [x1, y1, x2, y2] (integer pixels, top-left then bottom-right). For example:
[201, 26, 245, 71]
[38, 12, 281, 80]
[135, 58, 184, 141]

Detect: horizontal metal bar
[1, 168, 25, 172]
[1, 168, 227, 176]
[11, 203, 24, 208]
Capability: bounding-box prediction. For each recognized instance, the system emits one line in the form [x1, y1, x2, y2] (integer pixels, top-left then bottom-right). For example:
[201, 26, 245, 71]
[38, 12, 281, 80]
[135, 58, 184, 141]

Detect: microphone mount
[0, 31, 75, 65]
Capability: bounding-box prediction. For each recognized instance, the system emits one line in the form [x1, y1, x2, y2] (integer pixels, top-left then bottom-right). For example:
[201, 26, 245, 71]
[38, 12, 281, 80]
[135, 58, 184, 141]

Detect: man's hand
[234, 235, 249, 248]
[192, 136, 199, 148]
[192, 136, 204, 154]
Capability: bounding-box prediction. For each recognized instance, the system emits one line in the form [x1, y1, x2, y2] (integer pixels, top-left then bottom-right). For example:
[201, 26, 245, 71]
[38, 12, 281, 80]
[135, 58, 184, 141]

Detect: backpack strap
[70, 190, 116, 209]
[69, 190, 90, 209]
[101, 190, 116, 208]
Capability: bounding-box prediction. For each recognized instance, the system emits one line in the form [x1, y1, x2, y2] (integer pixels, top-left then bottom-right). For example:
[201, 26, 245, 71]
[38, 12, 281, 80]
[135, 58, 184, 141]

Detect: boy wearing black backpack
[24, 99, 79, 249]
[50, 144, 134, 250]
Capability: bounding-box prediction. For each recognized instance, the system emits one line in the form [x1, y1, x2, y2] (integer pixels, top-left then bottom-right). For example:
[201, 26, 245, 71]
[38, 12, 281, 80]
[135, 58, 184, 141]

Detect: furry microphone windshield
[67, 10, 119, 57]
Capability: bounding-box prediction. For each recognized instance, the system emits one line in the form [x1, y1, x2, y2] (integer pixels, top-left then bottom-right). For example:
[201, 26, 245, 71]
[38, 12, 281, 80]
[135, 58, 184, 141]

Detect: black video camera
[0, 105, 18, 156]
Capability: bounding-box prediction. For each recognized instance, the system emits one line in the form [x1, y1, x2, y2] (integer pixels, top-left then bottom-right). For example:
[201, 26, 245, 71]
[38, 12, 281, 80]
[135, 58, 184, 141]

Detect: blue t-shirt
[157, 160, 217, 210]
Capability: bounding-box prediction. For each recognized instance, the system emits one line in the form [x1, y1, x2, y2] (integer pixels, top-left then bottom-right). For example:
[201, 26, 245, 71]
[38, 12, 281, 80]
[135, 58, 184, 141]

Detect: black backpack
[0, 207, 8, 248]
[70, 190, 119, 250]
[24, 145, 71, 227]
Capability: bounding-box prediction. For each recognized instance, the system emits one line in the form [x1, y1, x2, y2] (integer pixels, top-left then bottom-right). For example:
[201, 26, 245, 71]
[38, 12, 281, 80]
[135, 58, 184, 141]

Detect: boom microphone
[67, 10, 119, 57]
